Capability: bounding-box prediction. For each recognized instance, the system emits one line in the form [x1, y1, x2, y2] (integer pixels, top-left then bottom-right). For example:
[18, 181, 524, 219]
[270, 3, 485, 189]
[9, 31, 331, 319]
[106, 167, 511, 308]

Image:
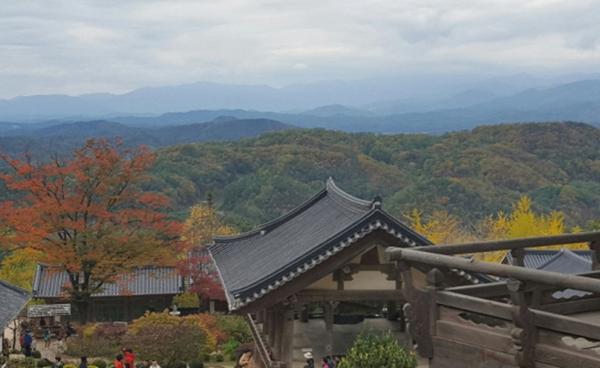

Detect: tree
[180, 202, 235, 302]
[407, 209, 471, 244]
[0, 248, 42, 290]
[478, 196, 586, 262]
[0, 139, 181, 322]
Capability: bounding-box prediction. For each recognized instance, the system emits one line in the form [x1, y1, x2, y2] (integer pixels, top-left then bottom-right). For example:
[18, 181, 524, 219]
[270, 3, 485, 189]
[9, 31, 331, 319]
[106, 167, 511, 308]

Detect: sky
[2, 0, 600, 98]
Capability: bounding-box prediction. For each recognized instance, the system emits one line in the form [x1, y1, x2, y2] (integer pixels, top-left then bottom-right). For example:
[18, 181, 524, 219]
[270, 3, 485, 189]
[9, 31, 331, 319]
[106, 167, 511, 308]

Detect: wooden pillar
[256, 309, 265, 324]
[273, 308, 284, 360]
[507, 279, 537, 368]
[300, 304, 309, 323]
[511, 248, 525, 267]
[590, 241, 600, 270]
[264, 309, 271, 340]
[281, 306, 295, 367]
[324, 302, 334, 356]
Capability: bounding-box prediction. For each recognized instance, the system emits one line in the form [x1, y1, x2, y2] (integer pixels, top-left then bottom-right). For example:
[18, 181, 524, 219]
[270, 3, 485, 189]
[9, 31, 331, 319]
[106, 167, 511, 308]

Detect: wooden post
[281, 306, 295, 367]
[266, 309, 275, 347]
[507, 279, 537, 368]
[511, 248, 525, 267]
[273, 309, 283, 359]
[324, 301, 334, 356]
[590, 241, 600, 271]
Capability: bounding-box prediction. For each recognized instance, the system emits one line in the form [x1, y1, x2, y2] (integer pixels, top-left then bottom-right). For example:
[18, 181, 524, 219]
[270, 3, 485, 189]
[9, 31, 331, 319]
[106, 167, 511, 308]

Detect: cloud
[1, 0, 600, 98]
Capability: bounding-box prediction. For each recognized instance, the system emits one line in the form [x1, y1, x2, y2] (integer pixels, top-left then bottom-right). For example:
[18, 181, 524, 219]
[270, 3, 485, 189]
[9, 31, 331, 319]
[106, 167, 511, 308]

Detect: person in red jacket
[114, 354, 124, 368]
[123, 348, 136, 368]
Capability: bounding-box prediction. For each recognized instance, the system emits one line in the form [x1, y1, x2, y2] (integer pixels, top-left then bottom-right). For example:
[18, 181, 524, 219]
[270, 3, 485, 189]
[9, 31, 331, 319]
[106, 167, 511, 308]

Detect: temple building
[209, 178, 432, 367]
[32, 265, 183, 321]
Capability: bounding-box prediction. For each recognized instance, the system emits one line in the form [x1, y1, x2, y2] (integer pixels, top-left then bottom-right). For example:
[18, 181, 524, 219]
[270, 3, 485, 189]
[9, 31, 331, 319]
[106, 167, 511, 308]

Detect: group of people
[112, 349, 160, 368]
[303, 352, 342, 368]
[47, 349, 157, 368]
[320, 356, 341, 368]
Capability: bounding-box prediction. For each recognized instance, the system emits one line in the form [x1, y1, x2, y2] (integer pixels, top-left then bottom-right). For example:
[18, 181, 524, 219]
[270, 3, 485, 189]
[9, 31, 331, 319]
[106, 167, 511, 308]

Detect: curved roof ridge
[213, 178, 375, 244]
[562, 248, 593, 264]
[536, 248, 566, 269]
[326, 177, 373, 209]
[213, 187, 329, 243]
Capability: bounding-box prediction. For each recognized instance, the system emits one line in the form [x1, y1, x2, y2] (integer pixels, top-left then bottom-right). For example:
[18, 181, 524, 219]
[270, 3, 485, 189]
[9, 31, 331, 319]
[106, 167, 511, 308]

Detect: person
[114, 354, 124, 368]
[23, 331, 33, 357]
[234, 349, 252, 368]
[79, 357, 88, 368]
[53, 357, 64, 368]
[43, 329, 52, 348]
[148, 361, 160, 368]
[303, 352, 314, 368]
[321, 357, 330, 368]
[123, 348, 135, 368]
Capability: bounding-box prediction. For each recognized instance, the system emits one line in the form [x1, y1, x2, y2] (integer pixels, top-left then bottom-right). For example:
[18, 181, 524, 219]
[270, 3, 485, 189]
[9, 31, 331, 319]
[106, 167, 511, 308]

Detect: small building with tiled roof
[209, 178, 434, 366]
[504, 248, 592, 274]
[32, 265, 183, 321]
[0, 280, 30, 353]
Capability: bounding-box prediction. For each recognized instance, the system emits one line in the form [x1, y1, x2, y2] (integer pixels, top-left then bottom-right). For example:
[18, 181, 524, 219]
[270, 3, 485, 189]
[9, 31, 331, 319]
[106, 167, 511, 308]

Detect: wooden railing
[245, 313, 277, 368]
[386, 232, 600, 368]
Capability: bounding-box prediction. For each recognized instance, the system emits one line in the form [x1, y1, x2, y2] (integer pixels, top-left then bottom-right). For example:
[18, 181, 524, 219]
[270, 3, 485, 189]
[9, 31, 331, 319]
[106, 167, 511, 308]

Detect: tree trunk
[76, 299, 91, 324]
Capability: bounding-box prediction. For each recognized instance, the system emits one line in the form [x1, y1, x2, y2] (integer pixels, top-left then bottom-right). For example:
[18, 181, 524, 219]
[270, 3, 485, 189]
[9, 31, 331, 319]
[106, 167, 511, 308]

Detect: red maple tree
[0, 139, 182, 322]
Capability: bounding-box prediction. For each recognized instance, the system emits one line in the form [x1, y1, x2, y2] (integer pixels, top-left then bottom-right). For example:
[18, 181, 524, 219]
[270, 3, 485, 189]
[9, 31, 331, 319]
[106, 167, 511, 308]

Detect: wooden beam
[402, 232, 600, 255]
[388, 248, 600, 294]
[295, 289, 404, 303]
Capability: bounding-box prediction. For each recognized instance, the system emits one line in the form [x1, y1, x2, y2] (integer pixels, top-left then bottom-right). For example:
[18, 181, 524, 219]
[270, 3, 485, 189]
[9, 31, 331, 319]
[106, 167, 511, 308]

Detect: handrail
[409, 231, 600, 255]
[387, 247, 600, 294]
[245, 313, 274, 368]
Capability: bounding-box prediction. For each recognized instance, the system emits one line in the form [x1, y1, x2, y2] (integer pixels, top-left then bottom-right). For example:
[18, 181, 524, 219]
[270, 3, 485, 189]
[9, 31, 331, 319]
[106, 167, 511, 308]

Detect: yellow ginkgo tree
[478, 196, 586, 263]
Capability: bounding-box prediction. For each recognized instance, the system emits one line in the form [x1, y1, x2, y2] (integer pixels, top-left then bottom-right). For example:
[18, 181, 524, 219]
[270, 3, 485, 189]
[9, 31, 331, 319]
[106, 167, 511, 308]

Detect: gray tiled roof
[505, 249, 592, 273]
[505, 249, 592, 299]
[33, 265, 183, 298]
[209, 178, 431, 310]
[0, 280, 30, 329]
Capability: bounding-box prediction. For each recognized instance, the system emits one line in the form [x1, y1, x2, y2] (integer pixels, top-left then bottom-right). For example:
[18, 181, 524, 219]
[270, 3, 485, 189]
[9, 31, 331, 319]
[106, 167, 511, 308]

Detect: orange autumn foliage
[0, 139, 182, 320]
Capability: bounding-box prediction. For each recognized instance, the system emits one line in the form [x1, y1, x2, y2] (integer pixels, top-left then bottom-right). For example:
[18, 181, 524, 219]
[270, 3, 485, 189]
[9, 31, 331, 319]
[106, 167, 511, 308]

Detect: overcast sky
[1, 0, 600, 98]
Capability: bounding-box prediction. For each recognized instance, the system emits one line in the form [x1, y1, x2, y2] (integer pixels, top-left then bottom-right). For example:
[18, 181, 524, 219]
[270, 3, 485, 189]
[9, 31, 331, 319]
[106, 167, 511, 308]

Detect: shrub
[167, 361, 187, 368]
[66, 322, 126, 358]
[201, 353, 211, 363]
[189, 360, 203, 368]
[92, 360, 107, 368]
[214, 354, 223, 363]
[215, 315, 252, 344]
[36, 359, 53, 368]
[65, 335, 120, 358]
[7, 358, 36, 368]
[64, 365, 77, 368]
[173, 292, 201, 309]
[124, 312, 208, 365]
[222, 338, 239, 361]
[94, 323, 127, 340]
[337, 332, 417, 368]
[31, 351, 42, 359]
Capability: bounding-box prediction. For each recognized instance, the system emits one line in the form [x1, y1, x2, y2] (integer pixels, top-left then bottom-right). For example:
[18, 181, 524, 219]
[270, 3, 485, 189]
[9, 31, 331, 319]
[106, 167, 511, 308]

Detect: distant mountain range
[0, 118, 293, 158]
[2, 77, 600, 133]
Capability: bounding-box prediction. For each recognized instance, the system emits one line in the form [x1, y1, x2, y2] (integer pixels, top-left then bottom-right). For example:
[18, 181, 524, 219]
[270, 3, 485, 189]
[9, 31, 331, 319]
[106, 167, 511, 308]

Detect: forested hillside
[150, 122, 600, 230]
